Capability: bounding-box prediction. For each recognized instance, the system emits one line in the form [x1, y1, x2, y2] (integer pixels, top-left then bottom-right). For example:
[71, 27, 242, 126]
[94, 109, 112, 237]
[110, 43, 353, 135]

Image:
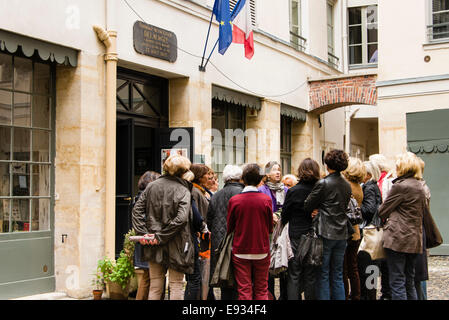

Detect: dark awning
[281, 103, 307, 121]
[0, 29, 78, 67]
[212, 85, 261, 110]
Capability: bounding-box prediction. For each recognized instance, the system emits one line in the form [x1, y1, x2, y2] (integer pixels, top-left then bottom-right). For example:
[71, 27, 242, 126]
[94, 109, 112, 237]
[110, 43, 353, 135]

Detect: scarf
[265, 181, 286, 206]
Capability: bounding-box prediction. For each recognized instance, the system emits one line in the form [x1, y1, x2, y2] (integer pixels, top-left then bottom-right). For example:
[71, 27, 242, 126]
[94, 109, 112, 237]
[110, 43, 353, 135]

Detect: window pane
[349, 7, 362, 25]
[32, 95, 50, 129]
[12, 162, 30, 196]
[433, 11, 449, 24]
[11, 199, 30, 232]
[14, 93, 31, 127]
[349, 45, 363, 64]
[368, 44, 378, 63]
[0, 163, 10, 196]
[32, 198, 50, 231]
[291, 1, 299, 26]
[0, 199, 10, 233]
[0, 53, 13, 90]
[367, 5, 377, 23]
[0, 126, 11, 160]
[32, 164, 50, 196]
[14, 57, 32, 92]
[13, 127, 30, 161]
[368, 23, 378, 43]
[32, 129, 50, 162]
[34, 63, 51, 94]
[433, 0, 449, 12]
[116, 79, 129, 111]
[349, 26, 362, 44]
[138, 83, 162, 116]
[0, 90, 12, 125]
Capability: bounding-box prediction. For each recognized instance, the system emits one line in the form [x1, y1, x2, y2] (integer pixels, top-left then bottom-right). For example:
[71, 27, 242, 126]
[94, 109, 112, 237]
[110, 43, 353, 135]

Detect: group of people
[131, 148, 432, 300]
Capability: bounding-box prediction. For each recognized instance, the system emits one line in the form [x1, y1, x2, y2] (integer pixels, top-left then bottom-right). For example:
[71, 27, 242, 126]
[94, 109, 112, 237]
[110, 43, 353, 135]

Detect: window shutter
[229, 0, 257, 26]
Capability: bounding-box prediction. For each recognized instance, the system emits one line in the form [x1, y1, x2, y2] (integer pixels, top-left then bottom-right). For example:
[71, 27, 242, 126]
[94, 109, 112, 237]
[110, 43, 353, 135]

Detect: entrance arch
[308, 74, 377, 114]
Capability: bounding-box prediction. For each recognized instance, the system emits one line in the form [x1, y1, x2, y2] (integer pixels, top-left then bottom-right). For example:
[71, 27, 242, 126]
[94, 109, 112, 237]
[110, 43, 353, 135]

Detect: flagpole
[199, 8, 215, 72]
[202, 39, 219, 70]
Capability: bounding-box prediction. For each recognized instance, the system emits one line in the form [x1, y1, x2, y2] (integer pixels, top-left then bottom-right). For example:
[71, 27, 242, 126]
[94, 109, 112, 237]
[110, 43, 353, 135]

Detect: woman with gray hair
[206, 165, 244, 300]
[258, 161, 288, 300]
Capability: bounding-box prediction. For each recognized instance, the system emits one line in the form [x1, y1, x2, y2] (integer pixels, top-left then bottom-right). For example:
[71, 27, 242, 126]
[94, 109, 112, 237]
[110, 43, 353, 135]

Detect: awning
[212, 85, 261, 110]
[0, 29, 78, 67]
[281, 103, 307, 122]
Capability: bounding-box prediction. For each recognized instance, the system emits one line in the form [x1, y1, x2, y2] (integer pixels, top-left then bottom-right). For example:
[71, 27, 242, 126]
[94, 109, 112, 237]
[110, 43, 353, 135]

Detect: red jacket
[227, 192, 273, 255]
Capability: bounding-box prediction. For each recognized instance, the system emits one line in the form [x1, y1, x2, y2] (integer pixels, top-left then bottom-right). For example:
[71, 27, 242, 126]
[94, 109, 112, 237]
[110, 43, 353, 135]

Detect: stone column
[54, 52, 106, 298]
[169, 77, 212, 166]
[246, 99, 281, 167]
[291, 113, 314, 172]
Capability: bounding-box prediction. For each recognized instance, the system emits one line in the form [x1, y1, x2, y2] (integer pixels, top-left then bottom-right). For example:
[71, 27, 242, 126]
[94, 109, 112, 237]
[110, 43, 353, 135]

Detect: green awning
[281, 103, 307, 121]
[212, 85, 261, 110]
[0, 29, 78, 67]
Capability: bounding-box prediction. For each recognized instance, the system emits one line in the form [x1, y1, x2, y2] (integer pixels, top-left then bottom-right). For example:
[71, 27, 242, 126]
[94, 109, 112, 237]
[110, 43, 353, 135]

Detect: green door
[407, 109, 449, 255]
[0, 53, 55, 298]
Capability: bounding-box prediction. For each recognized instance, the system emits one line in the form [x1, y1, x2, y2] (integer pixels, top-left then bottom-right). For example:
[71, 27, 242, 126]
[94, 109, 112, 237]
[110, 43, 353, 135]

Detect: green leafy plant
[97, 229, 136, 290]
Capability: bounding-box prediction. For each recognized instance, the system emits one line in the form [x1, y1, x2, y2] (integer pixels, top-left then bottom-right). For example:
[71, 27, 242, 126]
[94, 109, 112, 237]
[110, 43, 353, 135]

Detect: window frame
[348, 5, 378, 68]
[428, 0, 449, 42]
[0, 50, 55, 234]
[280, 116, 292, 175]
[211, 99, 246, 187]
[289, 0, 307, 52]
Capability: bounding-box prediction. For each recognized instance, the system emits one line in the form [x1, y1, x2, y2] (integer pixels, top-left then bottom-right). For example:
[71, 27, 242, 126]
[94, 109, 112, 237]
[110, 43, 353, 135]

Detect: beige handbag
[358, 225, 386, 260]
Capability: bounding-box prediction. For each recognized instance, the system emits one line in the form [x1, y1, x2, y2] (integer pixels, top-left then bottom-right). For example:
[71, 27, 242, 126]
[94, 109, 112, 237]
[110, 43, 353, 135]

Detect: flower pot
[106, 281, 129, 300]
[93, 289, 103, 300]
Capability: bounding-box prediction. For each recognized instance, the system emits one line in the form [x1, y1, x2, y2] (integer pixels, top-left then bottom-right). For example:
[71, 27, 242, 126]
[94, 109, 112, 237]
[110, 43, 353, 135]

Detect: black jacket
[361, 180, 382, 227]
[304, 172, 352, 240]
[281, 181, 316, 239]
[206, 181, 244, 278]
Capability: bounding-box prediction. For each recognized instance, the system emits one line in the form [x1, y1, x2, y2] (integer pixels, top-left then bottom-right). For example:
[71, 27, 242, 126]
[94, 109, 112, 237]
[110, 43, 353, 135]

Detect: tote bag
[358, 225, 385, 260]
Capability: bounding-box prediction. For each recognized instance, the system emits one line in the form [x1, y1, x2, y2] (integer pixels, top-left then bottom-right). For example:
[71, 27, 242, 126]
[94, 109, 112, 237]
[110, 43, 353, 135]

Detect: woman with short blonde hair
[364, 160, 381, 183]
[395, 152, 422, 180]
[378, 152, 429, 300]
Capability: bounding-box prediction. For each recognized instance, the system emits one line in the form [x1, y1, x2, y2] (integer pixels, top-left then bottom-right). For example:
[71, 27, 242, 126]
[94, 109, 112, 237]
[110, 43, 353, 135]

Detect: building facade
[0, 0, 447, 299]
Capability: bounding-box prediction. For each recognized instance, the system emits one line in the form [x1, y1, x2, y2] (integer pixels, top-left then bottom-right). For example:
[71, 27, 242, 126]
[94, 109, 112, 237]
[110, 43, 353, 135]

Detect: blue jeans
[316, 238, 347, 300]
[385, 248, 418, 300]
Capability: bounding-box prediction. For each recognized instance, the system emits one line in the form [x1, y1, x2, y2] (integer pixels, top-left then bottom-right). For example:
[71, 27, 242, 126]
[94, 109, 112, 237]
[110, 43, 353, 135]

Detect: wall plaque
[133, 21, 177, 62]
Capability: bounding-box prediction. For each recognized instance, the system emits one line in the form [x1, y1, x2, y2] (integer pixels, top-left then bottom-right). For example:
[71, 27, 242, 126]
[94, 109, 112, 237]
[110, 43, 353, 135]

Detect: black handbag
[295, 217, 323, 267]
[346, 195, 363, 225]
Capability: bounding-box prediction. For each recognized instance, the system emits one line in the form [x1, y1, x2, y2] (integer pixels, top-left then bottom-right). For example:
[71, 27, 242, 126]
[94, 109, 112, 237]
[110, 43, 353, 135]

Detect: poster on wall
[161, 148, 188, 172]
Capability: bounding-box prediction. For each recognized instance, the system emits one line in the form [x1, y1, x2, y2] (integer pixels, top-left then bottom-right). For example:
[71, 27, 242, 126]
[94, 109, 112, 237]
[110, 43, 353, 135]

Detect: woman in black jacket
[304, 149, 352, 300]
[282, 158, 321, 300]
[358, 161, 382, 300]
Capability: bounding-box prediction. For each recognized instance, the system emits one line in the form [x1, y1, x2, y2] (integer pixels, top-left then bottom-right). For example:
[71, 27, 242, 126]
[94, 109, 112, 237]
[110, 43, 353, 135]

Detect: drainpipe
[344, 106, 360, 154]
[93, 25, 118, 259]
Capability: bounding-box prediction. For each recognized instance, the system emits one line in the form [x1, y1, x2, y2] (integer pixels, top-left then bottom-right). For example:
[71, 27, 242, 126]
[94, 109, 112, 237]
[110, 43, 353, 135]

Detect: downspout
[93, 25, 118, 259]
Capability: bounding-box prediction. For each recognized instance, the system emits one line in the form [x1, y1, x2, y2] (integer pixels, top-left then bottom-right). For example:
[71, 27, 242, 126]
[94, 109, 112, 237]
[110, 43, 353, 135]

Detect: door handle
[124, 197, 132, 201]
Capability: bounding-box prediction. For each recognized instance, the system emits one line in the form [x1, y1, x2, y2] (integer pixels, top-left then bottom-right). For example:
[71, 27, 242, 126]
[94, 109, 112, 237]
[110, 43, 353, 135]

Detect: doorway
[115, 68, 168, 257]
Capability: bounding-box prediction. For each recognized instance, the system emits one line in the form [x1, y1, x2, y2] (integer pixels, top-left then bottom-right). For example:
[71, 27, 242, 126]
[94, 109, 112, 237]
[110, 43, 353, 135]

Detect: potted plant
[91, 270, 104, 300]
[97, 229, 136, 300]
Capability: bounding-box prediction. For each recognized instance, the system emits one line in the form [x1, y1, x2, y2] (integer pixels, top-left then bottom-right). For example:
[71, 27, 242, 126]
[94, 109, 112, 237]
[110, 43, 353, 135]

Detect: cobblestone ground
[427, 255, 449, 300]
[269, 255, 449, 300]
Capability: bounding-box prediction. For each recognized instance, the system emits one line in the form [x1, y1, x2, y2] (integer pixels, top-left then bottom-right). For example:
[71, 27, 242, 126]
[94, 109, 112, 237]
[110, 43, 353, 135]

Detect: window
[0, 52, 53, 233]
[327, 1, 339, 68]
[211, 99, 246, 186]
[348, 5, 378, 66]
[230, 0, 257, 26]
[429, 0, 449, 40]
[116, 69, 168, 126]
[289, 0, 307, 51]
[280, 116, 292, 175]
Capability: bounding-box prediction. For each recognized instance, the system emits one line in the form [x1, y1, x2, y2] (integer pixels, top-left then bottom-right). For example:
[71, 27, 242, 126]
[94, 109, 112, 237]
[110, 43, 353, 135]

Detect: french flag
[231, 0, 254, 59]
